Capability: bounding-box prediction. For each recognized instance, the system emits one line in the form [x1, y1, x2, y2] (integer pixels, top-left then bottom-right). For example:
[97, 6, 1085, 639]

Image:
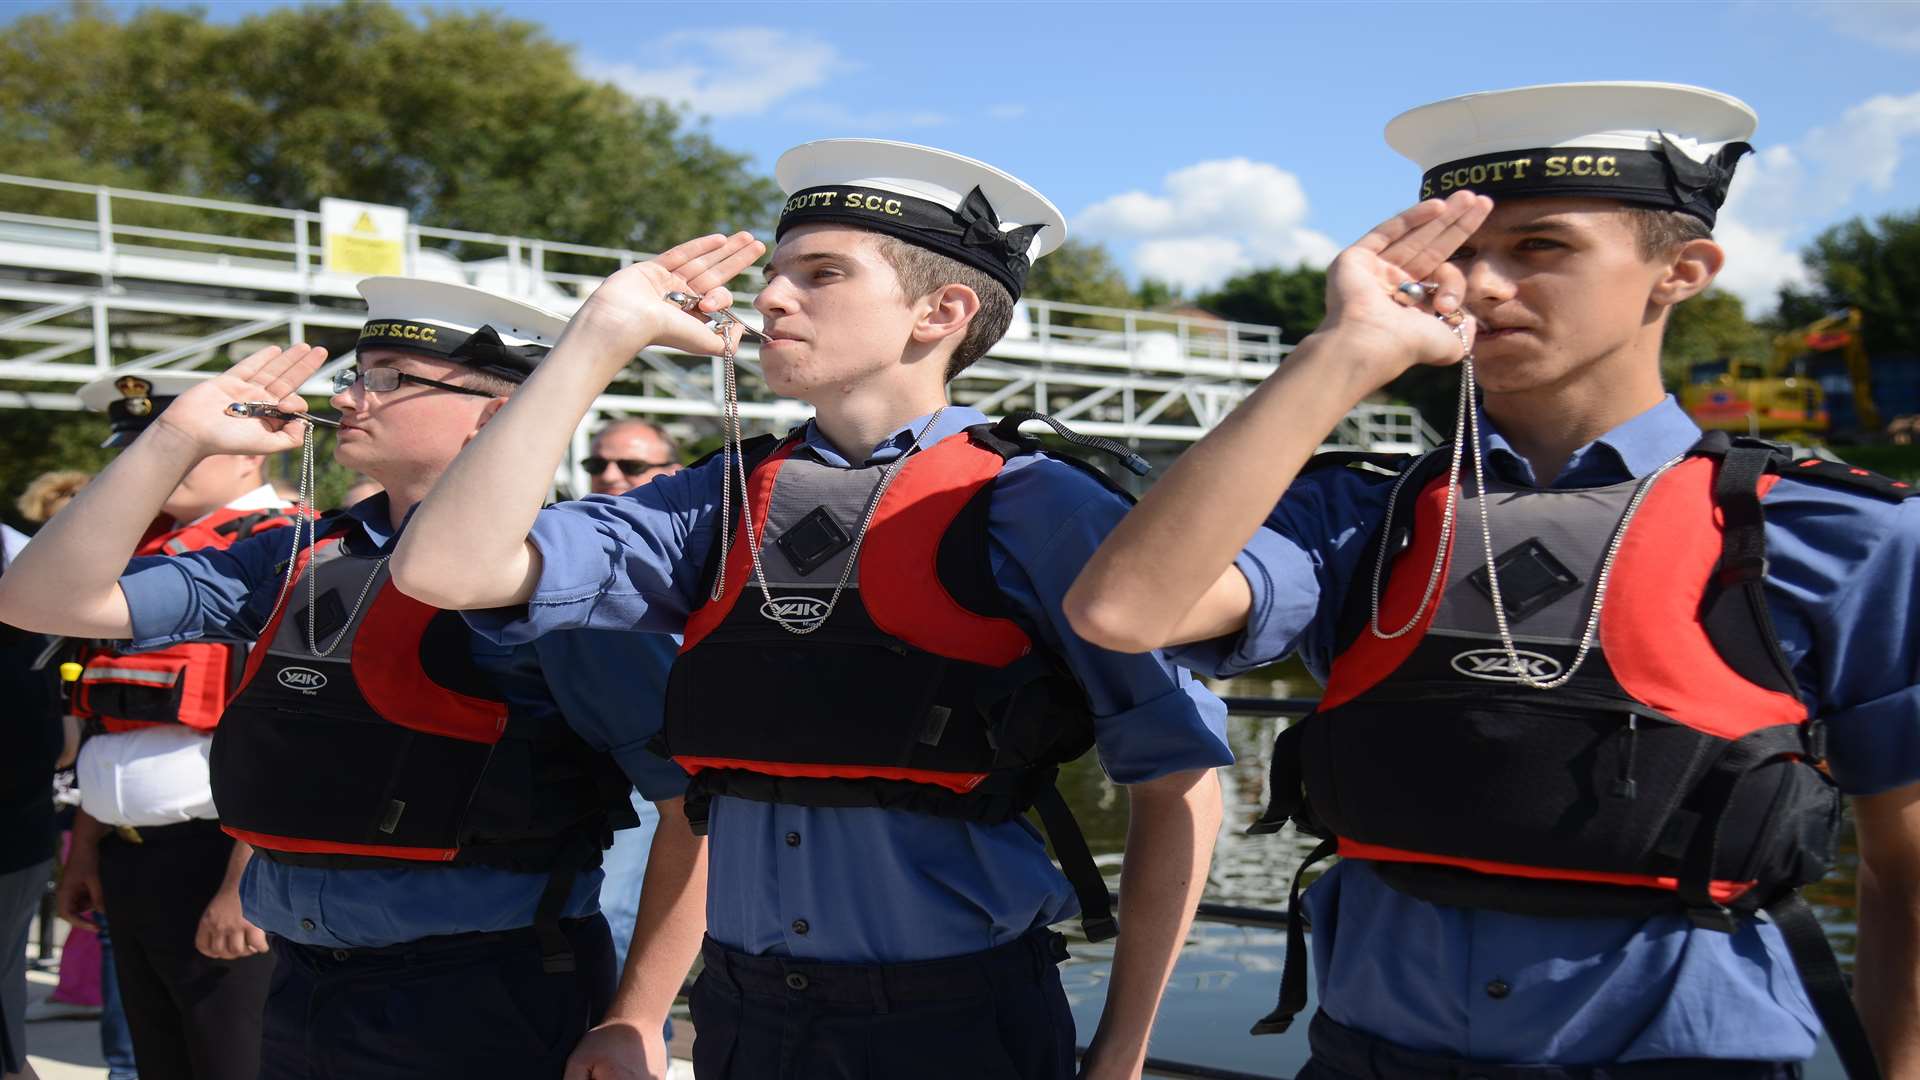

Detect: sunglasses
[582, 456, 676, 477]
[332, 367, 498, 398]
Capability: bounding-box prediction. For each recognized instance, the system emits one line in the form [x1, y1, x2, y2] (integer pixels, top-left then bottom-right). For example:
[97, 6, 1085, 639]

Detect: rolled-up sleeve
[119, 531, 289, 649]
[1164, 463, 1398, 680]
[1768, 490, 1920, 796]
[989, 458, 1232, 784]
[465, 463, 722, 644]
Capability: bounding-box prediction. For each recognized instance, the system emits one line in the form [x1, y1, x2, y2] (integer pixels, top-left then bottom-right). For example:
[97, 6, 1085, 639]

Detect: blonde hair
[16, 470, 92, 524]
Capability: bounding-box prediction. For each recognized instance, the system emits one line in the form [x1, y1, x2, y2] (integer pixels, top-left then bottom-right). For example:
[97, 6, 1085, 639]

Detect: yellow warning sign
[319, 197, 408, 276]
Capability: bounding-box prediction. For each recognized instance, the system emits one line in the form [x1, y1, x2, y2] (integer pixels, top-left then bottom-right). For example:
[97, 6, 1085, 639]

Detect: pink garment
[48, 830, 103, 1007]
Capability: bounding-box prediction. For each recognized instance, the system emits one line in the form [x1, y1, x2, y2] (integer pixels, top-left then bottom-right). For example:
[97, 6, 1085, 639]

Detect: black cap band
[356, 320, 549, 382]
[1418, 135, 1751, 226]
[102, 396, 177, 448]
[776, 184, 1046, 299]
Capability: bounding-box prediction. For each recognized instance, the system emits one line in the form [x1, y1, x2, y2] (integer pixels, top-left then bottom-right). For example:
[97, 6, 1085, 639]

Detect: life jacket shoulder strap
[1777, 455, 1917, 501]
[213, 508, 296, 542]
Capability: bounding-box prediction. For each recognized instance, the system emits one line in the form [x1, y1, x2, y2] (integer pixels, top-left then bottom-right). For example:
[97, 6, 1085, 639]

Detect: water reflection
[1055, 680, 1859, 1079]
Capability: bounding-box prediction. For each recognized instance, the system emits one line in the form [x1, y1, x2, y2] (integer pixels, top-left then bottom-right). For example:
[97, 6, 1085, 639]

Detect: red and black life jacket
[211, 514, 633, 878]
[656, 417, 1133, 940]
[73, 505, 294, 733]
[1247, 433, 1915, 1078]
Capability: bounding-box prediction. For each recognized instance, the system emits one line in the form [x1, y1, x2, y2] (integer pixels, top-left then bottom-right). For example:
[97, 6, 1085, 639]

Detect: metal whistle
[225, 401, 341, 428]
[663, 291, 767, 344]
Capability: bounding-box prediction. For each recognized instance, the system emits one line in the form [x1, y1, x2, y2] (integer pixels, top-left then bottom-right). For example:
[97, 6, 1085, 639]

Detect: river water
[1052, 682, 1858, 1079]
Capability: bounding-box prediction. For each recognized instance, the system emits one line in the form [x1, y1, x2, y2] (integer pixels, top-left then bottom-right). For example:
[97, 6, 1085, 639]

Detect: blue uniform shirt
[1175, 396, 1920, 1065]
[465, 405, 1232, 964]
[117, 495, 685, 948]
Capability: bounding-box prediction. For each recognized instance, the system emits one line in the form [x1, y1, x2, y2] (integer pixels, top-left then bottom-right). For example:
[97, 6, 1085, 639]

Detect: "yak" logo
[1449, 648, 1563, 683]
[277, 667, 329, 693]
[760, 597, 829, 630]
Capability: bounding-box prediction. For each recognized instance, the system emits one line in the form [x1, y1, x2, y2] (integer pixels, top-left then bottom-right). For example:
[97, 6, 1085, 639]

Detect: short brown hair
[456, 368, 521, 398]
[16, 470, 91, 524]
[872, 235, 1016, 381]
[1628, 207, 1712, 259]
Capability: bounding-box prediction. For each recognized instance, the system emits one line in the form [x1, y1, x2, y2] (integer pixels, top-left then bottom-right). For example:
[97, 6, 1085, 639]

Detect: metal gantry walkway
[0, 173, 1438, 489]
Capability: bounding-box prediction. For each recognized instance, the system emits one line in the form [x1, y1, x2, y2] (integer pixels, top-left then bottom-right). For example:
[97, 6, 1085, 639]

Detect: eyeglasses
[331, 367, 498, 398]
[581, 456, 677, 477]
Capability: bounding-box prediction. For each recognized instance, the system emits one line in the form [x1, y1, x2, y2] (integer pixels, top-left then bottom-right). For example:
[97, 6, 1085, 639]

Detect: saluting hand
[147, 343, 331, 456]
[1318, 190, 1493, 379]
[570, 231, 768, 370]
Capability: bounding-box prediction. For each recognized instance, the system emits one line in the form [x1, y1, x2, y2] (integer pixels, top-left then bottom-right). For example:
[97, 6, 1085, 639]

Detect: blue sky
[66, 1, 1920, 312]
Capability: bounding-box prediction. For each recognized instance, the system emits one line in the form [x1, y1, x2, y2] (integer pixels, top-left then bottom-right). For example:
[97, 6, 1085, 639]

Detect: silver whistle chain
[1366, 319, 1680, 690]
[676, 292, 946, 635]
[248, 418, 385, 658]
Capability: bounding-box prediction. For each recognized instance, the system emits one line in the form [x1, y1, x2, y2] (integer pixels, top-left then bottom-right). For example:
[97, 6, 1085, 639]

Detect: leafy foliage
[1780, 209, 1920, 357]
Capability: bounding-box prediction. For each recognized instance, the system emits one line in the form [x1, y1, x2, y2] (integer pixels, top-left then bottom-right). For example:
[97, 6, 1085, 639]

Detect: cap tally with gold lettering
[356, 277, 569, 383]
[1386, 82, 1756, 226]
[78, 371, 210, 448]
[774, 139, 1066, 299]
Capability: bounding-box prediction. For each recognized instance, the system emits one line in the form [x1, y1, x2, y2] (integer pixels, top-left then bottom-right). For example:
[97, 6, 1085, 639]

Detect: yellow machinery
[1683, 309, 1876, 440]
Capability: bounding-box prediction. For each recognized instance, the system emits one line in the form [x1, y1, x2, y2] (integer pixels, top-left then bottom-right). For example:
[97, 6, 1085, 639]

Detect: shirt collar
[345, 492, 398, 549]
[1480, 395, 1701, 487]
[797, 405, 988, 467]
[179, 484, 290, 527]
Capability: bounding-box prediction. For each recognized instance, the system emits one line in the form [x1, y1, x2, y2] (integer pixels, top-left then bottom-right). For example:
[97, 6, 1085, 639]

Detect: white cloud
[1075, 158, 1339, 292]
[582, 29, 838, 117]
[1812, 1, 1920, 52]
[1714, 90, 1920, 310]
[987, 104, 1028, 121]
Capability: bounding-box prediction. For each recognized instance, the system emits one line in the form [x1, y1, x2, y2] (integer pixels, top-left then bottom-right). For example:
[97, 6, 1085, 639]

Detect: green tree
[1200, 265, 1327, 344]
[1783, 209, 1920, 357]
[1132, 278, 1183, 309]
[1659, 288, 1768, 389]
[0, 2, 778, 251]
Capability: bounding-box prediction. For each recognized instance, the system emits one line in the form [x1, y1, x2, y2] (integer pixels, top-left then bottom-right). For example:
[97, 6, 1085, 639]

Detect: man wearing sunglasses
[584, 419, 682, 496]
[0, 277, 701, 1080]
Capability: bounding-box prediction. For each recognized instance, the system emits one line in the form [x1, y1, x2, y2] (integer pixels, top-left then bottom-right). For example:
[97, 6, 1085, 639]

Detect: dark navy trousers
[258, 914, 616, 1080]
[690, 929, 1078, 1080]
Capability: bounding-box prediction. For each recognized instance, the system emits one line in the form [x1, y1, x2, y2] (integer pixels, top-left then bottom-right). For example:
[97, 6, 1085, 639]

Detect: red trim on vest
[1601, 458, 1805, 740]
[1337, 837, 1756, 905]
[222, 827, 458, 863]
[862, 436, 1030, 667]
[1320, 475, 1454, 710]
[673, 755, 989, 794]
[681, 439, 801, 653]
[78, 506, 293, 733]
[233, 533, 339, 694]
[351, 584, 507, 744]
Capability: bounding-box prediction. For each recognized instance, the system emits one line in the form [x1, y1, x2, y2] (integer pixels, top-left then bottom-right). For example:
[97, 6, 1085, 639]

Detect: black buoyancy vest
[1246, 434, 1915, 1078]
[657, 421, 1120, 940]
[212, 515, 633, 874]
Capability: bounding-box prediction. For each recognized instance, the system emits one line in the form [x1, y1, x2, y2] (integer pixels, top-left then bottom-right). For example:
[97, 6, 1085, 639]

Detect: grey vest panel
[1431, 474, 1645, 645]
[754, 453, 892, 589]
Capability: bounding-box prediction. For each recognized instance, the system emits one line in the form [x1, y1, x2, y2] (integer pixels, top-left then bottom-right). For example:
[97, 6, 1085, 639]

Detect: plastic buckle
[1716, 554, 1768, 587]
[1801, 718, 1829, 765]
[541, 949, 577, 975]
[1244, 816, 1288, 836]
[1687, 903, 1739, 933]
[1082, 915, 1118, 943]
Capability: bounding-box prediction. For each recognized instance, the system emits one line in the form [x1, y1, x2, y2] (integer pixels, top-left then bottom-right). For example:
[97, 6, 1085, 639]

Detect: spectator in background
[583, 418, 681, 496]
[3, 474, 86, 1080]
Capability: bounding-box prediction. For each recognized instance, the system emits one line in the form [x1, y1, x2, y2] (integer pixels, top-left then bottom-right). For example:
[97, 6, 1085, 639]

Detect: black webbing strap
[1031, 783, 1117, 942]
[1767, 892, 1883, 1079]
[533, 843, 590, 974]
[1250, 836, 1338, 1036]
[1713, 444, 1774, 588]
[1246, 719, 1308, 836]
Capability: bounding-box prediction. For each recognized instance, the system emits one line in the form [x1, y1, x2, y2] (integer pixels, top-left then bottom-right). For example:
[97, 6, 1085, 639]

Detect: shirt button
[1485, 979, 1512, 1000]
[300, 918, 317, 931]
[784, 972, 809, 991]
[785, 832, 801, 847]
[791, 918, 810, 936]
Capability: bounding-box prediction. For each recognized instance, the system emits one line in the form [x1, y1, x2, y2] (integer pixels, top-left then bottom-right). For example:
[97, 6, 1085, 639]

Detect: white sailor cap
[774, 139, 1066, 299]
[77, 370, 211, 448]
[1385, 82, 1757, 225]
[356, 277, 570, 383]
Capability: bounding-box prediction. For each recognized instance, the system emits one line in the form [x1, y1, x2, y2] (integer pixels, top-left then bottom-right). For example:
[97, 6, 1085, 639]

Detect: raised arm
[1064, 192, 1492, 653]
[0, 344, 326, 638]
[390, 233, 764, 611]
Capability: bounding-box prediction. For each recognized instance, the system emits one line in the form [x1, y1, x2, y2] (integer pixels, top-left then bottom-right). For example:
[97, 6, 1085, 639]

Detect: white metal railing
[0, 172, 1434, 464]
